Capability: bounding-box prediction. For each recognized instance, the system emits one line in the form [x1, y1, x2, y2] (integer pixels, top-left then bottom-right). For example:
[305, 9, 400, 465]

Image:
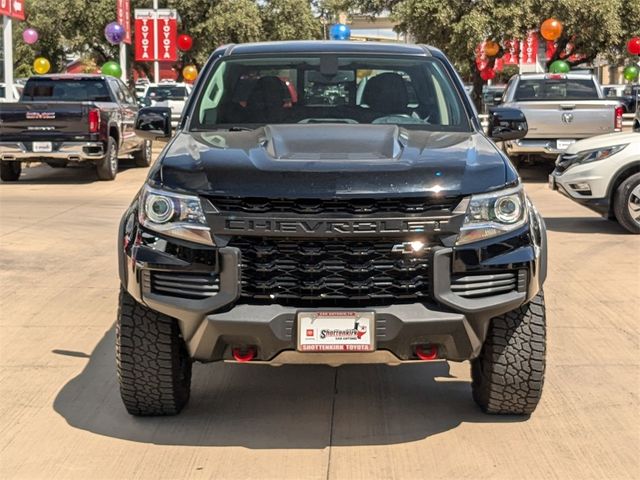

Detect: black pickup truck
[0, 74, 153, 181]
[118, 41, 547, 417]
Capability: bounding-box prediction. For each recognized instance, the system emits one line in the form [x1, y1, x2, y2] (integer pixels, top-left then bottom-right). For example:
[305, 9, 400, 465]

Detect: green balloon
[549, 60, 570, 74]
[101, 61, 122, 78]
[623, 65, 639, 82]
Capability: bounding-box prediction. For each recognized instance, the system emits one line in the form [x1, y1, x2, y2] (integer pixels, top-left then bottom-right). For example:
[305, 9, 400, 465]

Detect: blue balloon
[330, 23, 351, 41]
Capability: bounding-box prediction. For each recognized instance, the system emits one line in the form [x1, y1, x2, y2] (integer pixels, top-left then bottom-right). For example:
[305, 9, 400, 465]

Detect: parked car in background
[549, 126, 640, 233]
[0, 74, 152, 181]
[0, 83, 23, 102]
[481, 84, 506, 113]
[134, 79, 150, 102]
[603, 84, 637, 113]
[142, 81, 192, 126]
[501, 73, 622, 164]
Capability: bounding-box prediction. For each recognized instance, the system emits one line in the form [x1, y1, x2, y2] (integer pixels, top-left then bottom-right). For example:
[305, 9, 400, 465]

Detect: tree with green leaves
[261, 0, 322, 41]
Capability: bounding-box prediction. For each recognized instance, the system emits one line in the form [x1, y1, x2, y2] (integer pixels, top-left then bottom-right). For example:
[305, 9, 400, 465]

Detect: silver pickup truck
[500, 73, 623, 162]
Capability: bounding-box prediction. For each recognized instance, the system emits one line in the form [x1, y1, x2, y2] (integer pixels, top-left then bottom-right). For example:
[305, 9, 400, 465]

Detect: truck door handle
[560, 104, 575, 110]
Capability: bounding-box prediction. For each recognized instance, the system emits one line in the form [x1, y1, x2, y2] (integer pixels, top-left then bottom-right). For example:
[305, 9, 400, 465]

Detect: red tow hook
[232, 346, 257, 363]
[415, 344, 438, 361]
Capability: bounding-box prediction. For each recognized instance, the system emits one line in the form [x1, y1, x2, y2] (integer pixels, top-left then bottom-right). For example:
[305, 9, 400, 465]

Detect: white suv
[549, 117, 640, 233]
[142, 82, 193, 126]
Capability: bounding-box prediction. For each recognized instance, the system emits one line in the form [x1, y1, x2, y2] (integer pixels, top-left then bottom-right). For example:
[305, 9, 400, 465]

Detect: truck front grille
[450, 271, 525, 298]
[230, 237, 431, 306]
[208, 196, 461, 215]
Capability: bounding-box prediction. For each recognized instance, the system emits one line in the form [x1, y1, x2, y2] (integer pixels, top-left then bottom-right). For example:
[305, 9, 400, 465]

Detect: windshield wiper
[227, 126, 255, 132]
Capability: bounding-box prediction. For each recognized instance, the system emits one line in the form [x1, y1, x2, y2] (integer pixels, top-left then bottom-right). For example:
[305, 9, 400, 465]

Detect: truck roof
[219, 40, 433, 57]
[516, 73, 595, 80]
[28, 74, 108, 80]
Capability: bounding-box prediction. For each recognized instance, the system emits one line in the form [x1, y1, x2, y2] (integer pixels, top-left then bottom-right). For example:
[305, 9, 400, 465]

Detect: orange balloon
[182, 65, 197, 82]
[541, 18, 563, 41]
[484, 41, 500, 57]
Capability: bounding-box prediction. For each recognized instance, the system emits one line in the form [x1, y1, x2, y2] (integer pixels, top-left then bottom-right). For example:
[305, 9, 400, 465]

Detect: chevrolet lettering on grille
[217, 217, 456, 236]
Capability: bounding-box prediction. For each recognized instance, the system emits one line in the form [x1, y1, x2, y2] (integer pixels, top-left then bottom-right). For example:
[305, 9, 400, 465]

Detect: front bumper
[0, 141, 105, 162]
[549, 163, 611, 216]
[506, 138, 577, 157]
[119, 211, 546, 364]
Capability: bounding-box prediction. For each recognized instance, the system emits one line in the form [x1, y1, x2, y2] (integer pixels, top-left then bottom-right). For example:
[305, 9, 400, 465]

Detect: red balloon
[628, 37, 640, 55]
[177, 34, 193, 52]
[480, 68, 496, 81]
[476, 58, 489, 71]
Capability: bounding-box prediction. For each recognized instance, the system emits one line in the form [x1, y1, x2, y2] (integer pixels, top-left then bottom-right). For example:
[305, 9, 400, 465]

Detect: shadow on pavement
[54, 326, 526, 448]
[518, 164, 554, 183]
[8, 163, 139, 185]
[544, 216, 628, 234]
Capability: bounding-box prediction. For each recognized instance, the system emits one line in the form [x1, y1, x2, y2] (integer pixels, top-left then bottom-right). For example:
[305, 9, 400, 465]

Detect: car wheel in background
[471, 292, 546, 415]
[0, 162, 22, 182]
[96, 137, 118, 181]
[116, 288, 192, 416]
[614, 172, 640, 233]
[133, 140, 153, 168]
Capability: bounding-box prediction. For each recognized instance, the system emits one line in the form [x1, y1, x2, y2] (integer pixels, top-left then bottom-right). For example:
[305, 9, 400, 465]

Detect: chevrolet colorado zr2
[117, 41, 548, 417]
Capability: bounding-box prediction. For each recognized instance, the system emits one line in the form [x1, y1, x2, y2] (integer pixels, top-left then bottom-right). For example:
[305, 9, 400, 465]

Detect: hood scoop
[263, 124, 405, 161]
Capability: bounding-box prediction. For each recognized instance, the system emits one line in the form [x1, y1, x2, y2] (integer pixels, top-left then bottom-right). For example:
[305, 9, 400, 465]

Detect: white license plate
[297, 311, 375, 352]
[556, 139, 575, 151]
[32, 142, 52, 153]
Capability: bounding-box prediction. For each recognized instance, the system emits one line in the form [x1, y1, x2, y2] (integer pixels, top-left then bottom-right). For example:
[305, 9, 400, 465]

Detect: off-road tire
[116, 288, 192, 416]
[96, 137, 118, 181]
[0, 162, 21, 181]
[613, 173, 640, 234]
[133, 139, 153, 168]
[471, 292, 546, 415]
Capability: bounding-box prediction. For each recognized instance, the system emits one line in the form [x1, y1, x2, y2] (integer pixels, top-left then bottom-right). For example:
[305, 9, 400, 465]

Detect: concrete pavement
[0, 161, 638, 479]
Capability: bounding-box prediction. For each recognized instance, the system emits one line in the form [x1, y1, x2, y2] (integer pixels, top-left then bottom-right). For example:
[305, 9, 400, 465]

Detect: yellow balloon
[183, 65, 198, 82]
[33, 57, 51, 75]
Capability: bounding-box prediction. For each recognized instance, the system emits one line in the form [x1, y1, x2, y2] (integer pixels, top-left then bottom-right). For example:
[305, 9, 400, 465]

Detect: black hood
[151, 124, 516, 198]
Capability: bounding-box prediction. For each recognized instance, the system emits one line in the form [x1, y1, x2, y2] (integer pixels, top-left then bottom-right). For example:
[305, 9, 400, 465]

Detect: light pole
[153, 0, 159, 83]
[2, 15, 13, 101]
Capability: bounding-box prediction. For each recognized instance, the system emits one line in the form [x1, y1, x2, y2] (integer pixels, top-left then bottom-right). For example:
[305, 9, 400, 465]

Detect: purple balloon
[105, 22, 125, 45]
[23, 28, 39, 45]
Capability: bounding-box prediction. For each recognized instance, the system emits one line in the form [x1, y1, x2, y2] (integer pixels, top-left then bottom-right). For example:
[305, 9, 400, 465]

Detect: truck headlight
[138, 184, 214, 246]
[456, 185, 527, 245]
[576, 144, 627, 164]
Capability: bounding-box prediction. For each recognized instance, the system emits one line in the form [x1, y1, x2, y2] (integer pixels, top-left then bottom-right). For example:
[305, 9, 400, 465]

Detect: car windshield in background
[21, 79, 112, 102]
[191, 55, 469, 131]
[146, 86, 189, 100]
[515, 78, 599, 101]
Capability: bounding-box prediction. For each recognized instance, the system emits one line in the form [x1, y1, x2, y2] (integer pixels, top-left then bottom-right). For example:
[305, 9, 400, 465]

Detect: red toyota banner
[1, 0, 26, 20]
[502, 39, 520, 65]
[156, 9, 178, 62]
[134, 10, 156, 62]
[117, 0, 132, 44]
[521, 31, 538, 65]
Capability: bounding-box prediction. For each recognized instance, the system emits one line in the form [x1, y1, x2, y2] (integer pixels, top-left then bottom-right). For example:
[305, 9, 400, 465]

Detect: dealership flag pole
[2, 15, 13, 101]
[153, 0, 159, 83]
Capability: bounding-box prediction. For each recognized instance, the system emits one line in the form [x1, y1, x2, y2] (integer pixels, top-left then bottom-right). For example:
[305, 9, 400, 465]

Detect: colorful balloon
[101, 61, 122, 78]
[549, 60, 570, 73]
[329, 23, 351, 41]
[177, 34, 193, 51]
[33, 57, 51, 75]
[22, 28, 39, 45]
[484, 41, 500, 57]
[627, 37, 640, 56]
[104, 22, 125, 45]
[541, 18, 563, 41]
[623, 65, 639, 82]
[183, 65, 198, 82]
[480, 68, 496, 81]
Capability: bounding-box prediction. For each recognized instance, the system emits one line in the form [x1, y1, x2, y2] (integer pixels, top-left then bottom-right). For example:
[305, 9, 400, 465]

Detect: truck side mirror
[488, 107, 528, 142]
[135, 107, 172, 141]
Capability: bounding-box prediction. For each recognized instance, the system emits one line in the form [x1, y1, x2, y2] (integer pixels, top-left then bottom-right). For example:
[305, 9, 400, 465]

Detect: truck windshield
[21, 79, 113, 102]
[514, 78, 599, 101]
[191, 55, 470, 131]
